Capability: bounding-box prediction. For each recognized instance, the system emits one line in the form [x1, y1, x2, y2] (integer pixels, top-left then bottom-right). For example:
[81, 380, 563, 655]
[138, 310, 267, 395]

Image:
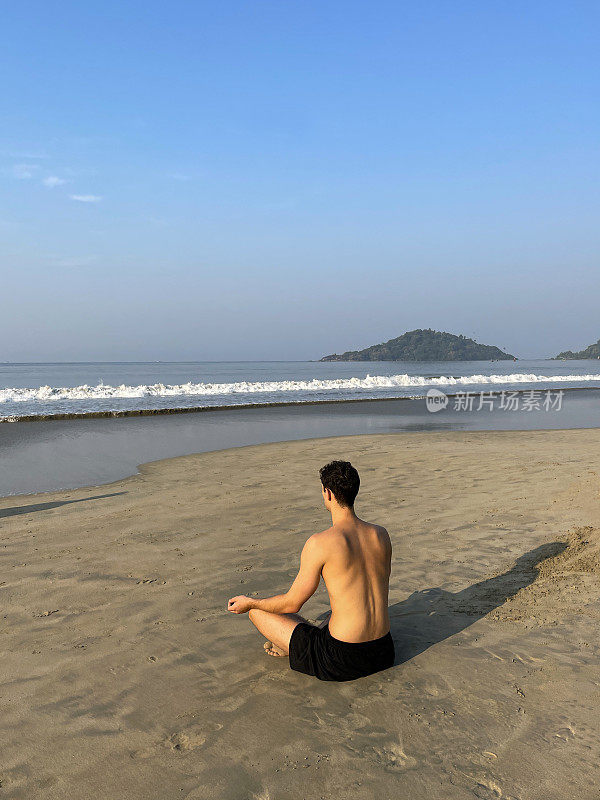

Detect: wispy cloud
[13, 163, 40, 180]
[43, 175, 67, 188]
[69, 194, 102, 203]
[168, 172, 192, 181]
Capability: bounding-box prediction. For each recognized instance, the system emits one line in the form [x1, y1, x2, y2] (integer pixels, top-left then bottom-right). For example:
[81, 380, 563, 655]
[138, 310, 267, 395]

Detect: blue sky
[2, 1, 599, 360]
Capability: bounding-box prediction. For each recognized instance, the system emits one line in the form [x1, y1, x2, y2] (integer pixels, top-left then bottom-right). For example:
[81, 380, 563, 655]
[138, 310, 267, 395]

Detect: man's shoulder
[303, 527, 337, 553]
[360, 518, 389, 533]
[372, 522, 392, 544]
[372, 522, 390, 537]
[361, 521, 392, 552]
[305, 527, 335, 546]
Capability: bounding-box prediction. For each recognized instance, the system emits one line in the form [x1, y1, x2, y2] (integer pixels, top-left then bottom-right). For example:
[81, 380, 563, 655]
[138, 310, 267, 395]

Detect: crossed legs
[248, 608, 331, 657]
[248, 609, 306, 656]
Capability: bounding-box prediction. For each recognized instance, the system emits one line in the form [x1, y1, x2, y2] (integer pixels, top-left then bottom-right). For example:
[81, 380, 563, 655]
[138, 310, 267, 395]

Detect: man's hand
[227, 595, 255, 614]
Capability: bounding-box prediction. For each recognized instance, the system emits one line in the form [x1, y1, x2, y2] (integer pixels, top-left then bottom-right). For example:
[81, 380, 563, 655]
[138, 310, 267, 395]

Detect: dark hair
[319, 460, 360, 507]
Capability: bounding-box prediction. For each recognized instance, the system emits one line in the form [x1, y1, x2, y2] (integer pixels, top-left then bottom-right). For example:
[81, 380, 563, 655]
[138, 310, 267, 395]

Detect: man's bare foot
[263, 640, 286, 657]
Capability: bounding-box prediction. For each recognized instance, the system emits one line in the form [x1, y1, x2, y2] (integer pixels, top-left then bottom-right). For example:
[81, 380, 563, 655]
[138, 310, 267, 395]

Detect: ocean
[2, 359, 600, 421]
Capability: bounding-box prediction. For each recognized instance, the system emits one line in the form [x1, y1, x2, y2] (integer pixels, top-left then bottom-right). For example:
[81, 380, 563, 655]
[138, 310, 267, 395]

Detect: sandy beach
[2, 428, 600, 799]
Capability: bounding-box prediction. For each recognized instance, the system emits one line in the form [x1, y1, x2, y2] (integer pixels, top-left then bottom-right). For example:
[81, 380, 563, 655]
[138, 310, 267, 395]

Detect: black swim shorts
[289, 623, 395, 682]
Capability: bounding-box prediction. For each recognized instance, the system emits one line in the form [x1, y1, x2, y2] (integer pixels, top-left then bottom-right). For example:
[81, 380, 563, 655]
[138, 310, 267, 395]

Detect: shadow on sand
[389, 541, 567, 665]
[0, 492, 127, 519]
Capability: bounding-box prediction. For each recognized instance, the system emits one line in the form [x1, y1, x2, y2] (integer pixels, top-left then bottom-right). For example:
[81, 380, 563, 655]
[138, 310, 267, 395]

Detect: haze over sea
[2, 360, 600, 421]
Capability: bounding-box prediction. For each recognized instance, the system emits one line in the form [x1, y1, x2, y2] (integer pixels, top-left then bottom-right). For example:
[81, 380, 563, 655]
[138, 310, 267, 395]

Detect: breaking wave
[2, 373, 600, 404]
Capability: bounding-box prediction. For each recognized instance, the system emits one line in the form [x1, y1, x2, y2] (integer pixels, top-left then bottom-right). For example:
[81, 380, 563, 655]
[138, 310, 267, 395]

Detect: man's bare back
[228, 460, 395, 681]
[319, 518, 391, 642]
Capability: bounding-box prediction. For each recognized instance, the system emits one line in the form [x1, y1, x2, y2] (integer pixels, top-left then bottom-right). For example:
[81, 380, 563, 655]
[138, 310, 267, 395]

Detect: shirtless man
[228, 460, 395, 681]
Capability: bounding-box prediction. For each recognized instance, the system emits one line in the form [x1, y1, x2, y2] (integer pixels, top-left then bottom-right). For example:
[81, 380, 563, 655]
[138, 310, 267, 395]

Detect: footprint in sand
[251, 791, 272, 800]
[130, 747, 154, 760]
[554, 724, 577, 741]
[372, 742, 418, 772]
[166, 730, 207, 751]
[164, 721, 223, 753]
[473, 778, 504, 798]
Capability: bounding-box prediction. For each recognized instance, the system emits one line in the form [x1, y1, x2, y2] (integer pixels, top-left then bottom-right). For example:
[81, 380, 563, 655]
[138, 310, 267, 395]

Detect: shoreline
[5, 424, 600, 503]
[2, 383, 598, 423]
[2, 389, 599, 497]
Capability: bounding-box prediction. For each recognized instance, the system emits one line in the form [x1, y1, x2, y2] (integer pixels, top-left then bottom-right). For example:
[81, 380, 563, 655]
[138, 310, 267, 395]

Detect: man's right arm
[228, 533, 326, 615]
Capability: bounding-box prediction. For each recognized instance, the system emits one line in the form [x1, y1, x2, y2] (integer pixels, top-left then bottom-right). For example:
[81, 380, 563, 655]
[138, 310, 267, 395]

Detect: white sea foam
[1, 373, 600, 404]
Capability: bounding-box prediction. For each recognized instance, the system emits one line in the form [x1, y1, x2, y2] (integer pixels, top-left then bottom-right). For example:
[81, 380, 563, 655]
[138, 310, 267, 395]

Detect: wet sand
[2, 429, 600, 798]
[2, 387, 599, 495]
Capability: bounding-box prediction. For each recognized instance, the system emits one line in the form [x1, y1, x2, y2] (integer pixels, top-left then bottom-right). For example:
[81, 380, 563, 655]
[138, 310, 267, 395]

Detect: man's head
[319, 460, 360, 510]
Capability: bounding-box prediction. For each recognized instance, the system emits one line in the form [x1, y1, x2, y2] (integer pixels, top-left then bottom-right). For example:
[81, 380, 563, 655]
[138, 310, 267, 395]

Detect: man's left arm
[228, 534, 325, 615]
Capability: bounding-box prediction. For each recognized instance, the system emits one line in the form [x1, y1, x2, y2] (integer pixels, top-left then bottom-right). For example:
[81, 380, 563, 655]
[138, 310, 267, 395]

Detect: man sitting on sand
[228, 460, 395, 681]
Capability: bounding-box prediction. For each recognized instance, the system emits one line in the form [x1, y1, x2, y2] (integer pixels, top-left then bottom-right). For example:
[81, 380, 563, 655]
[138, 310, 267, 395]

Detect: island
[320, 328, 516, 362]
[554, 338, 600, 359]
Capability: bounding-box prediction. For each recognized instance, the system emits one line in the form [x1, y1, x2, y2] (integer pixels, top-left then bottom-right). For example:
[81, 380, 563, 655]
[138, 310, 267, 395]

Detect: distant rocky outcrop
[320, 329, 515, 362]
[554, 339, 600, 360]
